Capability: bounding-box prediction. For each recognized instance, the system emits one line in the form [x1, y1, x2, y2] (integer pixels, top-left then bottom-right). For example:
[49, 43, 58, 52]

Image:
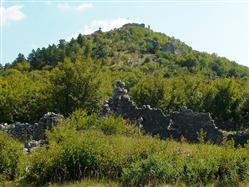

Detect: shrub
[52, 110, 140, 137]
[122, 153, 184, 186]
[0, 131, 23, 181]
[121, 143, 249, 186]
[20, 128, 166, 184]
[17, 113, 249, 186]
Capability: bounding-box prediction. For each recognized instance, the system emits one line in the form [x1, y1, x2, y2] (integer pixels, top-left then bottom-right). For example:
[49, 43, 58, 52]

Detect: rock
[0, 112, 63, 153]
[168, 109, 223, 143]
[33, 112, 64, 140]
[138, 106, 170, 138]
[161, 43, 175, 53]
[101, 80, 140, 121]
[0, 112, 64, 141]
[24, 139, 45, 153]
[228, 132, 249, 146]
[101, 80, 227, 144]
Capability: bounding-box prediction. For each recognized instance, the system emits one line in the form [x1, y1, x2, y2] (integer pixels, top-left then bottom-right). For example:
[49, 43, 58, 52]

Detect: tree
[12, 53, 26, 65]
[0, 70, 51, 122]
[203, 79, 242, 125]
[11, 53, 31, 72]
[50, 58, 102, 116]
[130, 76, 168, 108]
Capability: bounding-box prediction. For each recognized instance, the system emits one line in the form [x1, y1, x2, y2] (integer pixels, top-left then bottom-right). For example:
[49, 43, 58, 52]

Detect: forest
[1, 23, 249, 186]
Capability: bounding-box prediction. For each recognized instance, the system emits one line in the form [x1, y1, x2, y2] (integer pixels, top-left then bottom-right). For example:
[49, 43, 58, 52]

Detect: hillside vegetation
[1, 23, 249, 130]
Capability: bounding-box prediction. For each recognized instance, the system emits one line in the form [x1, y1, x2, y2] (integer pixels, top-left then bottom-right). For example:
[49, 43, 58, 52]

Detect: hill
[6, 23, 249, 77]
[0, 23, 249, 130]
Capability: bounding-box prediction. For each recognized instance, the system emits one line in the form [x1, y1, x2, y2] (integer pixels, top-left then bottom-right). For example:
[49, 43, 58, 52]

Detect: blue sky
[0, 0, 248, 67]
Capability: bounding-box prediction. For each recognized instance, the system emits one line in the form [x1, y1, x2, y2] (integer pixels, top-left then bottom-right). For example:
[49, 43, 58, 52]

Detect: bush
[2, 112, 247, 186]
[20, 129, 165, 184]
[122, 153, 184, 186]
[19, 123, 249, 186]
[0, 131, 23, 181]
[51, 110, 140, 137]
[122, 144, 249, 186]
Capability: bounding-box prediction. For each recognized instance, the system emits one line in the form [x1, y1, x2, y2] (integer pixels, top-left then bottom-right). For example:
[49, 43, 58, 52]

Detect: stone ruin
[102, 80, 249, 145]
[102, 80, 170, 138]
[0, 112, 64, 153]
[168, 107, 223, 144]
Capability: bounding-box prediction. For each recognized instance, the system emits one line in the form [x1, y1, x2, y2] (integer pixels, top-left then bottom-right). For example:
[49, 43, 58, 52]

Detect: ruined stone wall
[0, 112, 64, 141]
[102, 80, 171, 137]
[0, 112, 64, 153]
[168, 107, 223, 143]
[102, 80, 224, 143]
[101, 80, 249, 145]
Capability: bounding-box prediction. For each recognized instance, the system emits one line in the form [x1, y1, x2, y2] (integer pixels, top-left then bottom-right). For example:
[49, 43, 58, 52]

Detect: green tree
[203, 79, 242, 124]
[0, 70, 51, 122]
[130, 76, 169, 108]
[50, 58, 102, 116]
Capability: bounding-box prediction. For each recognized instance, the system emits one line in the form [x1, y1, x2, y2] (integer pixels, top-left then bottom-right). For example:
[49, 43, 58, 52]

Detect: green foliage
[50, 59, 102, 116]
[122, 153, 183, 186]
[197, 128, 207, 144]
[122, 144, 249, 186]
[130, 76, 168, 108]
[1, 112, 249, 186]
[1, 23, 249, 128]
[203, 79, 243, 124]
[17, 124, 249, 186]
[48, 110, 139, 140]
[0, 131, 23, 181]
[0, 70, 52, 122]
[97, 116, 126, 135]
[21, 129, 164, 184]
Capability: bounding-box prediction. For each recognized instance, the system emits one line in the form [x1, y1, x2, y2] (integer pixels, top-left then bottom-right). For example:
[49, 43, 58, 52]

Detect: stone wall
[0, 112, 64, 153]
[138, 105, 170, 138]
[0, 112, 64, 141]
[168, 107, 223, 143]
[102, 80, 171, 138]
[102, 80, 224, 143]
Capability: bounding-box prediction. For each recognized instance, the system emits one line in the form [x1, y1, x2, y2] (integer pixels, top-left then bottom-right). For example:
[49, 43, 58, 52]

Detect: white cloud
[0, 5, 26, 26]
[67, 18, 140, 40]
[58, 3, 93, 12]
